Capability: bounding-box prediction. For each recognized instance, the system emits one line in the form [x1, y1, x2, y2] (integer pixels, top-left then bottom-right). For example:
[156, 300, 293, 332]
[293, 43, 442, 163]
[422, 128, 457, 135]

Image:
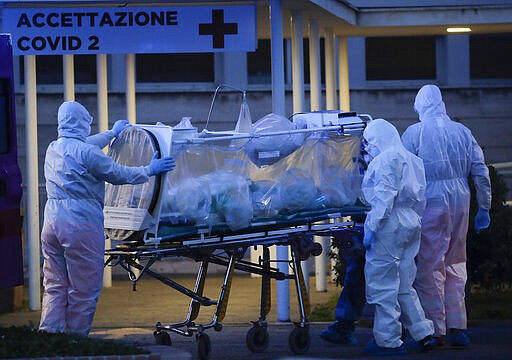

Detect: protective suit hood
[57, 101, 92, 141]
[363, 118, 402, 157]
[414, 84, 448, 122]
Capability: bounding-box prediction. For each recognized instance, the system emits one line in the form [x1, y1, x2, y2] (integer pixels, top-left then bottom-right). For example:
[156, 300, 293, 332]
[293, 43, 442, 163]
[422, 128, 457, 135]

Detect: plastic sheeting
[161, 129, 363, 230]
[244, 113, 304, 167]
[104, 127, 159, 240]
[105, 124, 363, 238]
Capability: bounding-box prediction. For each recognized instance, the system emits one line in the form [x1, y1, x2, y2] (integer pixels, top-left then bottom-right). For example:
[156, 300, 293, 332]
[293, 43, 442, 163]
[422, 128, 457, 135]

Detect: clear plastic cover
[244, 113, 304, 167]
[161, 131, 363, 230]
[104, 127, 159, 241]
[105, 125, 363, 238]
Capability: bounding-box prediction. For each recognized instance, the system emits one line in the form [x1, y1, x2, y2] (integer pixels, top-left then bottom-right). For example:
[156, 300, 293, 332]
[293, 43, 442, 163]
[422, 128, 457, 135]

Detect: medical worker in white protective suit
[361, 118, 436, 356]
[402, 84, 491, 347]
[39, 101, 175, 336]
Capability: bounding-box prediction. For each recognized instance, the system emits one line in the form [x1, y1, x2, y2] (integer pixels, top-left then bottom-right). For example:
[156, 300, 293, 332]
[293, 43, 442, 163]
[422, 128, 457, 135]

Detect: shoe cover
[448, 330, 470, 346]
[320, 328, 358, 346]
[363, 338, 407, 356]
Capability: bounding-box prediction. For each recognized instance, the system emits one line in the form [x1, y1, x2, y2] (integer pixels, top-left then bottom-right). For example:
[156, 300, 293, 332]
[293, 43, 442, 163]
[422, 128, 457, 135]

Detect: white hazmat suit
[39, 101, 154, 336]
[362, 119, 434, 350]
[402, 85, 491, 339]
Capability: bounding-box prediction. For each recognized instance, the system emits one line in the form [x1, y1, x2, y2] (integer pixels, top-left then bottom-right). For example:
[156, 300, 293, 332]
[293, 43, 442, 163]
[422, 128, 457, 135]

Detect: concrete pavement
[2, 274, 512, 359]
[87, 320, 512, 360]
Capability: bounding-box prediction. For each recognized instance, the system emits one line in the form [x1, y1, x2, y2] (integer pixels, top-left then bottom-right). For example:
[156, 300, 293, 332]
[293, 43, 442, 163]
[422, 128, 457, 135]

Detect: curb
[11, 356, 160, 360]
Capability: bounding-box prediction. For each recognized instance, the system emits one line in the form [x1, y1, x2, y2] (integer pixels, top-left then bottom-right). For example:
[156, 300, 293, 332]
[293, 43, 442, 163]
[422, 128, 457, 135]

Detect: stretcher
[103, 95, 370, 359]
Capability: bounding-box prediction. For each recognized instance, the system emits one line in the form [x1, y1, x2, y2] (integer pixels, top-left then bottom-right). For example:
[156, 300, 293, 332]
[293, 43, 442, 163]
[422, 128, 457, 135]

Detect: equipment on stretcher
[104, 89, 371, 359]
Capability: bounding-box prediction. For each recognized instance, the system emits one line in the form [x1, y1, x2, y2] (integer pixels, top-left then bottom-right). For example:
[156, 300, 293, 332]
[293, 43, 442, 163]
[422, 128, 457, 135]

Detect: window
[34, 55, 62, 84]
[19, 55, 96, 84]
[74, 55, 96, 84]
[365, 36, 436, 80]
[248, 39, 326, 85]
[470, 33, 512, 79]
[136, 53, 214, 82]
[248, 39, 271, 84]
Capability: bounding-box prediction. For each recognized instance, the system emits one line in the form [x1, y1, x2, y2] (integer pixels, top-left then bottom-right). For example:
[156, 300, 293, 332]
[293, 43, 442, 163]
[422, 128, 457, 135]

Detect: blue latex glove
[112, 119, 131, 136]
[363, 232, 373, 251]
[148, 151, 176, 176]
[474, 208, 490, 233]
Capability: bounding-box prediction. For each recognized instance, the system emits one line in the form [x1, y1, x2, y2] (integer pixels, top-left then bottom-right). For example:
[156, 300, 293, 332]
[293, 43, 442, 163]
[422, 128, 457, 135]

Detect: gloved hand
[148, 151, 175, 176]
[474, 208, 490, 233]
[363, 232, 373, 251]
[112, 119, 131, 136]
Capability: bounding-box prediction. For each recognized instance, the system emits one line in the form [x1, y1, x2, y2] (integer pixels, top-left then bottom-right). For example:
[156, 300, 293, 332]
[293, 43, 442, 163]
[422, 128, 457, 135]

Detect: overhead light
[446, 27, 472, 33]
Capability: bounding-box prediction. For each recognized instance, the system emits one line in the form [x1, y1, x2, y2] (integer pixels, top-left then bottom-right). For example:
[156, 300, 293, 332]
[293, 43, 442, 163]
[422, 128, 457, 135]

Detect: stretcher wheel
[310, 242, 323, 257]
[246, 325, 269, 353]
[154, 330, 172, 346]
[196, 333, 212, 360]
[288, 327, 310, 354]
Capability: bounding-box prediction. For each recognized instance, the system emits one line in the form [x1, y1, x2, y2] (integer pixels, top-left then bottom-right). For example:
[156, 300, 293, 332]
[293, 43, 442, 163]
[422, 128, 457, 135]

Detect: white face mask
[364, 141, 379, 160]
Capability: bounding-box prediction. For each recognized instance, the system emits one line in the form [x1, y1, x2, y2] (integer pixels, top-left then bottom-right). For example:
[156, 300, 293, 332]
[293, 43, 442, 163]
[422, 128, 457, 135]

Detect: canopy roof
[2, 0, 511, 37]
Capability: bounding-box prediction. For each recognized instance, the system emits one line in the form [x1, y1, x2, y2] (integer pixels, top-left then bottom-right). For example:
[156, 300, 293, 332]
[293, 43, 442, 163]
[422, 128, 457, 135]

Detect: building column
[324, 28, 337, 110]
[125, 53, 136, 123]
[63, 54, 75, 101]
[308, 19, 322, 112]
[24, 55, 41, 311]
[347, 37, 365, 89]
[97, 53, 112, 288]
[270, 0, 290, 322]
[338, 36, 350, 112]
[291, 10, 305, 115]
[437, 34, 470, 87]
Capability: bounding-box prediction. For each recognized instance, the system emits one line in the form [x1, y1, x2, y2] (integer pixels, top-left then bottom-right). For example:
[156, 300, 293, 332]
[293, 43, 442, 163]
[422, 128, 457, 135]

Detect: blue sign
[2, 5, 257, 55]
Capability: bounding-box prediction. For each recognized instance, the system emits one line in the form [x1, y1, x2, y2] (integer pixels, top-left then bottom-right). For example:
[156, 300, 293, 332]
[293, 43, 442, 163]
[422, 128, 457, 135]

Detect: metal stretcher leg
[188, 260, 210, 324]
[212, 254, 236, 325]
[153, 260, 214, 348]
[193, 253, 236, 360]
[157, 254, 237, 360]
[260, 246, 272, 321]
[288, 239, 312, 355]
[155, 260, 211, 341]
[246, 245, 271, 353]
[118, 256, 216, 307]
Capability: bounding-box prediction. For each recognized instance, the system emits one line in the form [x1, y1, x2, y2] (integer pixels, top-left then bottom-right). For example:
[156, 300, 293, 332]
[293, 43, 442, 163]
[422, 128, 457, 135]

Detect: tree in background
[467, 165, 512, 290]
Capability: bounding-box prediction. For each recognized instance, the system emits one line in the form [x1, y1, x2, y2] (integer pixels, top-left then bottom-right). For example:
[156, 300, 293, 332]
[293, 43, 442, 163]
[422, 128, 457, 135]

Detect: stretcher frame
[104, 107, 370, 359]
[105, 206, 368, 359]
